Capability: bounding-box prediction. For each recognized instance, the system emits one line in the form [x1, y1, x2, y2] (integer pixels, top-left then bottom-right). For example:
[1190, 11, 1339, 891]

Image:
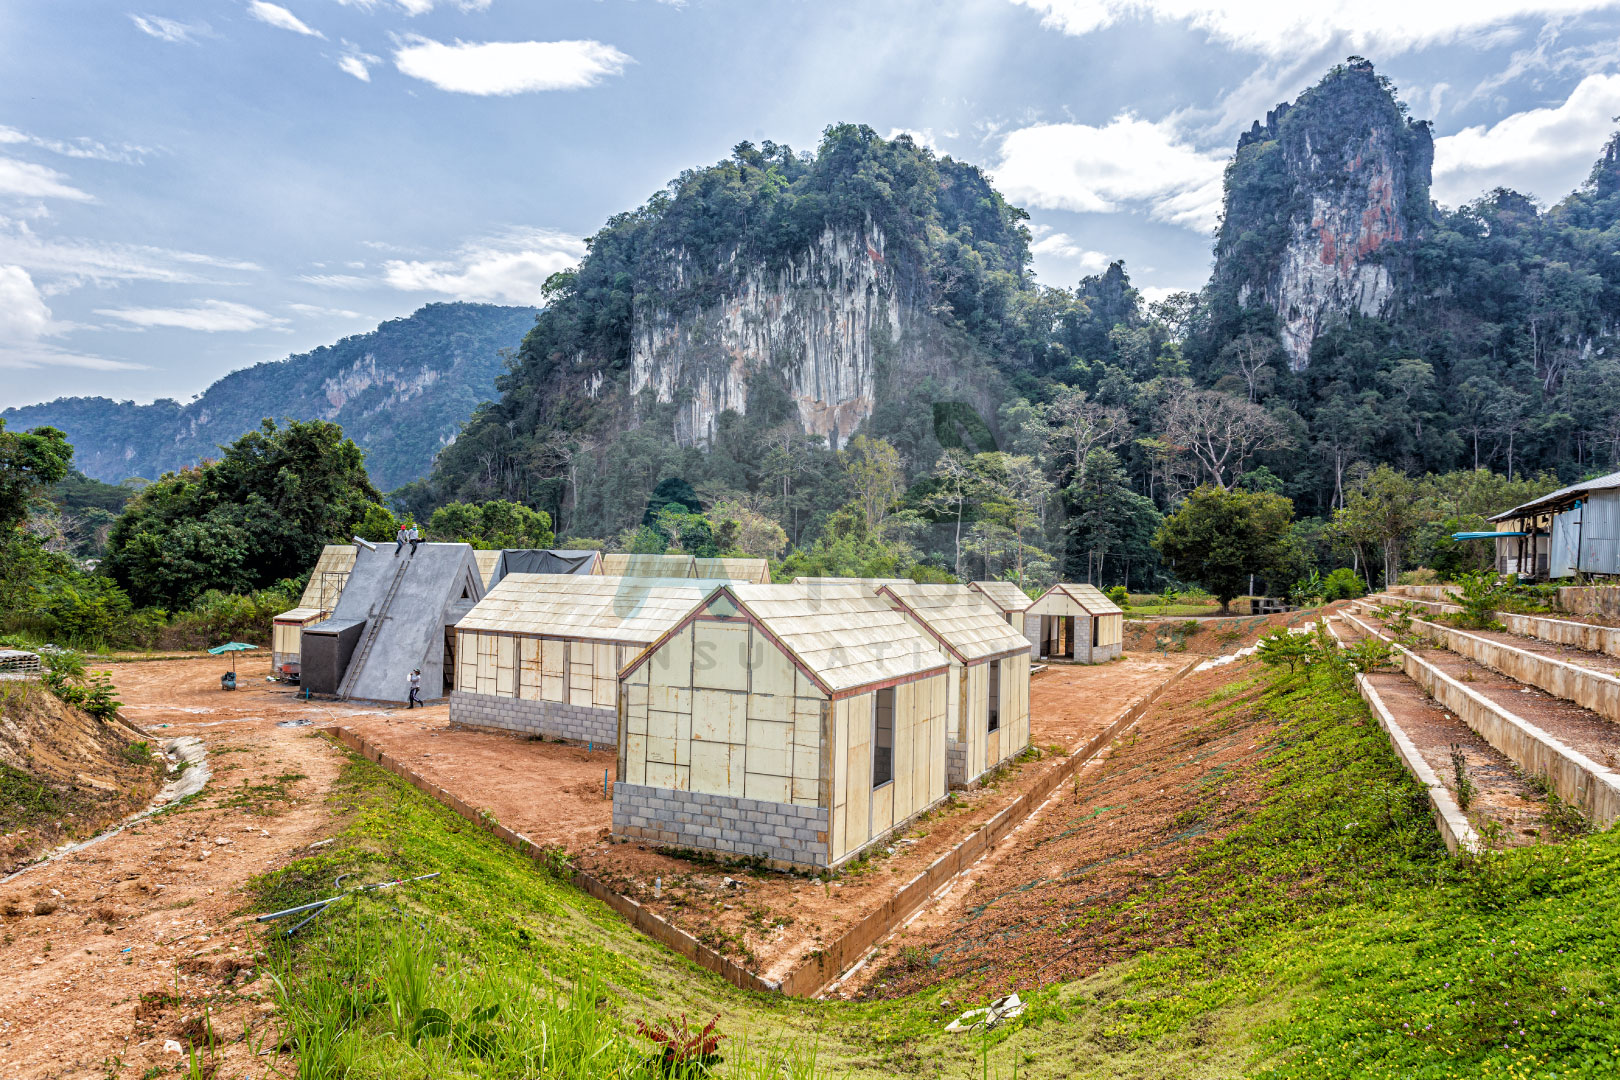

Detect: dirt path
[0, 658, 395, 1080]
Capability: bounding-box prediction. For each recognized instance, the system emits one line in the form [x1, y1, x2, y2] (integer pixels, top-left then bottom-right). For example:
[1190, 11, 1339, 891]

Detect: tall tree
[1154, 485, 1294, 612]
[1160, 389, 1289, 490]
[0, 420, 73, 530]
[1331, 465, 1432, 589]
[841, 435, 905, 537]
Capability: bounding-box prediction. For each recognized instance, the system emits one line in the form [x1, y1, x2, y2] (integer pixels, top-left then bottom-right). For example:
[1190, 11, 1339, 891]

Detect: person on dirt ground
[408, 668, 422, 709]
[395, 522, 409, 555]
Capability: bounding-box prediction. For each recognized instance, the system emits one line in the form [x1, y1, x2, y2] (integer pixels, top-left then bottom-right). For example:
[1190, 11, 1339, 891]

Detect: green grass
[247, 664, 1620, 1079]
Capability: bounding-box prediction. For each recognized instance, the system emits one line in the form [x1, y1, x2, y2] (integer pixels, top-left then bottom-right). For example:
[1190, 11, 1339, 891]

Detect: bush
[1321, 568, 1367, 601]
[1106, 585, 1130, 608]
[1453, 570, 1507, 631]
[1397, 567, 1439, 586]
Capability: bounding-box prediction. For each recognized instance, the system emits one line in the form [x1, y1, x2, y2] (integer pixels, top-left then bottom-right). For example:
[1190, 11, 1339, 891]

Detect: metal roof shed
[450, 574, 731, 747]
[615, 583, 954, 871]
[1025, 583, 1124, 663]
[1490, 470, 1620, 579]
[877, 583, 1032, 787]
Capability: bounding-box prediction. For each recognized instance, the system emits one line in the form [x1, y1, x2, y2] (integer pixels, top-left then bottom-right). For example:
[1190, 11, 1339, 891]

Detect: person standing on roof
[395, 522, 409, 556]
[408, 668, 421, 708]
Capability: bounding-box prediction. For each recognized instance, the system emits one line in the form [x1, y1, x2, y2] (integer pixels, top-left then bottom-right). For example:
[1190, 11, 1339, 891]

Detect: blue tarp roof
[1451, 531, 1527, 540]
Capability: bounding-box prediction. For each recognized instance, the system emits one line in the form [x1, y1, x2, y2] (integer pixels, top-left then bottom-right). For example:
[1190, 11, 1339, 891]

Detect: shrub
[1453, 571, 1506, 631]
[1106, 585, 1130, 608]
[1256, 627, 1320, 672]
[1321, 568, 1367, 601]
[1397, 567, 1440, 586]
[1344, 636, 1395, 674]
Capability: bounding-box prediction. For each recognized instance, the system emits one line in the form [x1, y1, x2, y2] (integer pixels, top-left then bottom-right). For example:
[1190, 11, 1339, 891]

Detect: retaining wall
[1389, 584, 1462, 602]
[1362, 596, 1620, 660]
[1558, 586, 1620, 619]
[1343, 612, 1620, 829]
[449, 689, 617, 747]
[1402, 615, 1620, 724]
[612, 783, 829, 870]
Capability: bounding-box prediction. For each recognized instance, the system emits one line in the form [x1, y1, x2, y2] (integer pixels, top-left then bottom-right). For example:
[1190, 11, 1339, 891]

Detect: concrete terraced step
[1326, 617, 1545, 852]
[1361, 593, 1620, 660]
[1342, 608, 1620, 829]
[1350, 600, 1620, 724]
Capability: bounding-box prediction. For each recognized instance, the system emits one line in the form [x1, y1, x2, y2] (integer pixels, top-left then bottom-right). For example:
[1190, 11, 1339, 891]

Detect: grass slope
[254, 655, 1620, 1078]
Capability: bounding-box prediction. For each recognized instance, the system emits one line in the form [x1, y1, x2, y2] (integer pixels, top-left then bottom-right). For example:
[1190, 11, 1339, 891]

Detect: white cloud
[886, 127, 940, 150]
[0, 264, 145, 371]
[95, 299, 288, 332]
[392, 36, 631, 95]
[993, 114, 1227, 233]
[1139, 285, 1194, 305]
[287, 302, 365, 318]
[0, 219, 260, 287]
[129, 14, 209, 44]
[382, 227, 585, 304]
[0, 158, 94, 202]
[1029, 231, 1110, 272]
[338, 43, 382, 81]
[0, 125, 150, 165]
[297, 272, 373, 288]
[247, 2, 324, 39]
[337, 0, 493, 11]
[1008, 0, 1620, 59]
[1433, 72, 1620, 207]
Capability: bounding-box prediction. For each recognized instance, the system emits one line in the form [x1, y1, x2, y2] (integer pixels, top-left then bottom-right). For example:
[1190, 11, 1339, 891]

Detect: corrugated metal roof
[296, 544, 356, 609]
[879, 584, 1031, 663]
[967, 580, 1033, 613]
[473, 549, 501, 587]
[601, 553, 697, 578]
[1489, 469, 1620, 521]
[458, 574, 729, 643]
[1030, 582, 1124, 617]
[694, 557, 771, 583]
[726, 583, 950, 694]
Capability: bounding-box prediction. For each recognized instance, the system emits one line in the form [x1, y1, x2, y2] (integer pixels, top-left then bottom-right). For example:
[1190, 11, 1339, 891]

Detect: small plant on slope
[1450, 744, 1475, 810]
[635, 1013, 725, 1077]
[1452, 570, 1507, 631]
[1344, 636, 1395, 674]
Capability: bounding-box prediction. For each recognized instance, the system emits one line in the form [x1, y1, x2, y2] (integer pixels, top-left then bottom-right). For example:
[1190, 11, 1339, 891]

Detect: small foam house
[300, 542, 484, 702]
[601, 553, 696, 578]
[695, 557, 771, 584]
[271, 544, 357, 676]
[967, 580, 1034, 627]
[450, 575, 729, 746]
[1024, 583, 1124, 663]
[877, 584, 1032, 787]
[614, 583, 953, 871]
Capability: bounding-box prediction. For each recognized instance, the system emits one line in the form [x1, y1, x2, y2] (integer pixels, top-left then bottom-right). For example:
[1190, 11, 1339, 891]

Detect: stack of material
[614, 582, 953, 871]
[450, 574, 733, 746]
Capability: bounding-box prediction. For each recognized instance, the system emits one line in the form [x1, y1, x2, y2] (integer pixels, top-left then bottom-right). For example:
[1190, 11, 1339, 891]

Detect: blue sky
[5, 0, 1620, 408]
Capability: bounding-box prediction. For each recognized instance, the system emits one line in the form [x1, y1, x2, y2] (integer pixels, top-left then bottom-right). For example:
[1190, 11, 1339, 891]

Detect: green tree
[1154, 486, 1295, 612]
[841, 435, 905, 537]
[1331, 465, 1432, 590]
[105, 419, 379, 608]
[427, 499, 555, 549]
[0, 420, 73, 529]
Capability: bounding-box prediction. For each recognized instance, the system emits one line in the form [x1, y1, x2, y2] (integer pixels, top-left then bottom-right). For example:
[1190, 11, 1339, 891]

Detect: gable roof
[624, 583, 950, 696]
[1029, 582, 1124, 617]
[1489, 469, 1620, 522]
[473, 549, 502, 588]
[694, 556, 771, 584]
[877, 583, 1031, 664]
[601, 553, 697, 578]
[967, 580, 1033, 614]
[458, 574, 729, 644]
[296, 544, 356, 610]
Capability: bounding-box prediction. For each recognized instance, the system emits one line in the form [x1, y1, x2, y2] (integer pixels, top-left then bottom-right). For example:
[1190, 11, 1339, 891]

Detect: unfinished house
[450, 575, 728, 746]
[1025, 583, 1124, 663]
[877, 584, 1032, 787]
[270, 544, 357, 676]
[300, 542, 484, 703]
[601, 553, 696, 578]
[614, 583, 952, 871]
[695, 557, 771, 584]
[967, 580, 1034, 628]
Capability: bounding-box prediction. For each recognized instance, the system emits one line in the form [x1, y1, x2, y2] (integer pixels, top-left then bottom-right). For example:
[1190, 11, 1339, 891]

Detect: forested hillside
[408, 58, 1620, 592]
[1, 302, 537, 491]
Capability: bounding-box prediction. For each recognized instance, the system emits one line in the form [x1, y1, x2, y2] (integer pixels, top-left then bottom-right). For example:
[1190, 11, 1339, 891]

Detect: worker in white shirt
[408, 668, 422, 708]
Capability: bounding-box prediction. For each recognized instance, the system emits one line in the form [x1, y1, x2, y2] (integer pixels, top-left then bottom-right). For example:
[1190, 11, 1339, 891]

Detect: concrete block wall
[449, 689, 617, 747]
[1558, 586, 1620, 618]
[612, 781, 830, 870]
[945, 741, 967, 788]
[1021, 613, 1041, 658]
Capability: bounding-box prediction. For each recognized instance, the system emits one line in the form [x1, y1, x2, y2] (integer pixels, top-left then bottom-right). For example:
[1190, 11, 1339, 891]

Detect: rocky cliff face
[629, 224, 901, 449]
[1214, 60, 1433, 369]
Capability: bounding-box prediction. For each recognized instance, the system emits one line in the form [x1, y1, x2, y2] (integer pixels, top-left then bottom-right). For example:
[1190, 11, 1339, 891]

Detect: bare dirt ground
[1122, 608, 1324, 657]
[342, 655, 1185, 982]
[0, 657, 394, 1080]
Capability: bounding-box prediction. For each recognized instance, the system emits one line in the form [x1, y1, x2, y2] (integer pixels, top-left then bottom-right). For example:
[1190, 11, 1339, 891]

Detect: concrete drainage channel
[1, 736, 211, 883]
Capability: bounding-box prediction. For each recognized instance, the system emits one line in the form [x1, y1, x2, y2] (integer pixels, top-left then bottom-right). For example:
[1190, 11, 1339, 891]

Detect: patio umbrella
[207, 641, 259, 675]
